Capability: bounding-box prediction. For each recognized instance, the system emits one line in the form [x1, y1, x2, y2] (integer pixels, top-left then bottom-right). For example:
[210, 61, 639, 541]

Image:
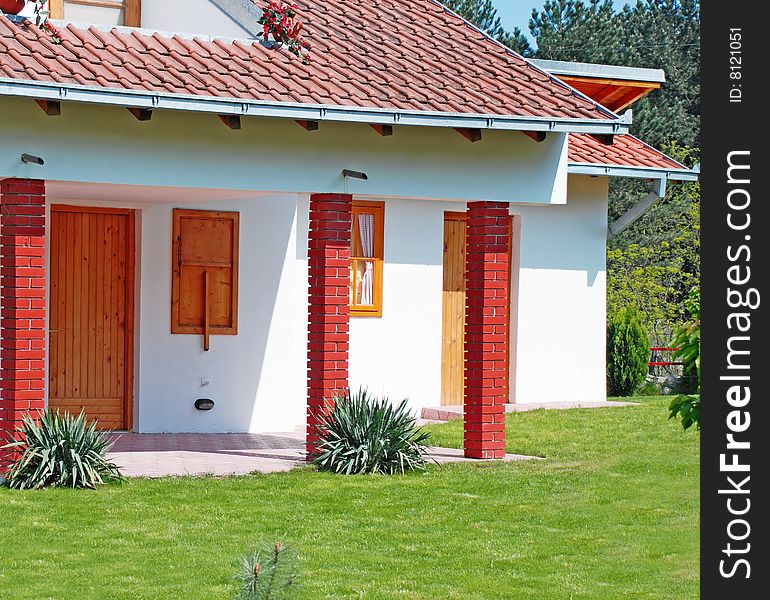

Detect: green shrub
[2, 410, 123, 490]
[313, 388, 431, 475]
[636, 379, 663, 397]
[235, 540, 298, 600]
[669, 288, 701, 430]
[607, 307, 650, 397]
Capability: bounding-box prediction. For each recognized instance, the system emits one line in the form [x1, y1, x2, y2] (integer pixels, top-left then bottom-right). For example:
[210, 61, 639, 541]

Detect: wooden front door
[441, 212, 466, 406]
[48, 206, 135, 430]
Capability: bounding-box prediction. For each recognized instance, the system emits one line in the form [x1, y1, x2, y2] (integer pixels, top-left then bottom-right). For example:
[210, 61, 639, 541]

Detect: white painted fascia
[531, 59, 666, 84]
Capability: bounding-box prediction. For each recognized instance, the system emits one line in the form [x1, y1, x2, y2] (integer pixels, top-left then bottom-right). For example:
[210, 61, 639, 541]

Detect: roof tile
[569, 134, 689, 171]
[0, 0, 615, 121]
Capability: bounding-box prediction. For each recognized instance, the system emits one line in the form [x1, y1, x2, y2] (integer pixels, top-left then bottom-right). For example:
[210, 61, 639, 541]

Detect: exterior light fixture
[21, 153, 45, 166]
[194, 398, 215, 411]
[342, 169, 368, 180]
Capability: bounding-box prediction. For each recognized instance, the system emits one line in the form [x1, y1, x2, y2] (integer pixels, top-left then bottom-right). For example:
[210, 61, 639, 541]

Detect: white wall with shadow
[136, 194, 303, 433]
[512, 175, 609, 405]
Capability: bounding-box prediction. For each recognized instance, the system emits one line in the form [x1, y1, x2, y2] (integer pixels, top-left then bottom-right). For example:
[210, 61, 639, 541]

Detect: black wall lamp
[342, 169, 368, 180]
[194, 398, 215, 411]
[21, 153, 45, 166]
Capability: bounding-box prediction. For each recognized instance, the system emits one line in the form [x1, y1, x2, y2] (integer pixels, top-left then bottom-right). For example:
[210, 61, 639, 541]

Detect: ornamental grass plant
[312, 388, 431, 475]
[2, 410, 122, 490]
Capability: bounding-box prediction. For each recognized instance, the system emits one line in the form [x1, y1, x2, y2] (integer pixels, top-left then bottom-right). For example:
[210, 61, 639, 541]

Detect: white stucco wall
[43, 192, 309, 433]
[348, 198, 455, 412]
[348, 177, 608, 413]
[1, 97, 568, 206]
[512, 175, 608, 405]
[38, 175, 607, 433]
[20, 1, 248, 34]
[63, 5, 124, 26]
[140, 0, 252, 37]
[136, 196, 308, 432]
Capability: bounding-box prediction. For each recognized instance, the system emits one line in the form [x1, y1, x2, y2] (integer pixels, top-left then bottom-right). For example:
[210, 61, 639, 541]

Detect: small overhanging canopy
[531, 59, 665, 113]
[566, 133, 699, 240]
[568, 133, 698, 182]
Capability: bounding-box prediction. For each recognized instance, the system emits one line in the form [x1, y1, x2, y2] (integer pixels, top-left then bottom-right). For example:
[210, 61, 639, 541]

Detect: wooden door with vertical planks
[441, 213, 467, 406]
[48, 206, 135, 430]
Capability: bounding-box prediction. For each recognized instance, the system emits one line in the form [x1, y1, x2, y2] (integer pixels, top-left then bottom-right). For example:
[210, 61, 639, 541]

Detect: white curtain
[357, 213, 375, 305]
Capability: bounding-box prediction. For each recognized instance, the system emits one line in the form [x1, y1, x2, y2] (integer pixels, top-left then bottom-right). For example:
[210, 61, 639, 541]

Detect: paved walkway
[106, 432, 539, 478]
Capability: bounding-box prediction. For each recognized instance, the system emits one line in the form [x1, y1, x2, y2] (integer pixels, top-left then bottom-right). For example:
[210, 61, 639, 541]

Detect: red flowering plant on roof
[30, 0, 62, 43]
[256, 1, 310, 63]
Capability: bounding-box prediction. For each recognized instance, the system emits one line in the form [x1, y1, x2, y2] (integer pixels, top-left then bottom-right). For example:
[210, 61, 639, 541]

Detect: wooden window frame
[350, 201, 384, 317]
[171, 208, 239, 336]
[50, 0, 141, 27]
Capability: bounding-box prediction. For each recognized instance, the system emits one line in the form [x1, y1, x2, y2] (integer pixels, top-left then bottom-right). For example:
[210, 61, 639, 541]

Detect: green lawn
[0, 397, 699, 599]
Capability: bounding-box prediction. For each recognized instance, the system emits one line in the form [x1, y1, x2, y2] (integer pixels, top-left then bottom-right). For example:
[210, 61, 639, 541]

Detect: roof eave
[0, 77, 630, 136]
[530, 59, 666, 84]
[568, 162, 699, 181]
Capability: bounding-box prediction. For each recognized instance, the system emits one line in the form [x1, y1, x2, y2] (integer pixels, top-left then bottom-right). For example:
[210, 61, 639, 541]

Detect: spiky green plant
[2, 410, 123, 490]
[312, 388, 432, 475]
[235, 540, 298, 600]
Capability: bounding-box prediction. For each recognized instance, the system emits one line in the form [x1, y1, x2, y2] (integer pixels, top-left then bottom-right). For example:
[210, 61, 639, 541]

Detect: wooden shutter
[172, 209, 239, 336]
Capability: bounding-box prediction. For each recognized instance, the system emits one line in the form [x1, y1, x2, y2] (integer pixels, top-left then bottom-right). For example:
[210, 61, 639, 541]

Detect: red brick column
[306, 193, 352, 458]
[464, 201, 511, 459]
[0, 179, 47, 472]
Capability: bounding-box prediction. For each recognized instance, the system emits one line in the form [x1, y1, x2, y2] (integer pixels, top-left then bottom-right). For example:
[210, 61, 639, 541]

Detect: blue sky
[495, 0, 629, 39]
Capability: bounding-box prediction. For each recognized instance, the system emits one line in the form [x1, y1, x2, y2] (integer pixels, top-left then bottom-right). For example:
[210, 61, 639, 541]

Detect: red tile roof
[0, 1, 615, 122]
[569, 133, 688, 171]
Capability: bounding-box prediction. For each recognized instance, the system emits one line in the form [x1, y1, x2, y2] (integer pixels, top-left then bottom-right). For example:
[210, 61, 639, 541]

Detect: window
[49, 1, 141, 27]
[350, 201, 384, 317]
[171, 209, 239, 339]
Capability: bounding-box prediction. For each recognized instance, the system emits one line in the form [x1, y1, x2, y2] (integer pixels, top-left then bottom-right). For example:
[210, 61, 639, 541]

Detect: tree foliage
[530, 0, 628, 64]
[607, 145, 700, 344]
[668, 288, 700, 430]
[529, 0, 700, 149]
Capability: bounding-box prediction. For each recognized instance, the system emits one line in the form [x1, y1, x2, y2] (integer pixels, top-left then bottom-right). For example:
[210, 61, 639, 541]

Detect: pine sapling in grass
[236, 540, 298, 600]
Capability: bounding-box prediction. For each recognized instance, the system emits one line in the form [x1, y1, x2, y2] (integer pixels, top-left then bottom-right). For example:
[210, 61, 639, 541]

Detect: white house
[0, 0, 696, 462]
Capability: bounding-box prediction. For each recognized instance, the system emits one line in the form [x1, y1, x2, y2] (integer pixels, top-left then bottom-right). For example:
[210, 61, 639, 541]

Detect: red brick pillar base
[464, 201, 511, 459]
[0, 179, 47, 472]
[306, 194, 352, 458]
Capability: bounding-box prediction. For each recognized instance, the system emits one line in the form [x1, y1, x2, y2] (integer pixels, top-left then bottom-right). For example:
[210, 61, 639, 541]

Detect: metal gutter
[568, 162, 698, 181]
[0, 77, 631, 135]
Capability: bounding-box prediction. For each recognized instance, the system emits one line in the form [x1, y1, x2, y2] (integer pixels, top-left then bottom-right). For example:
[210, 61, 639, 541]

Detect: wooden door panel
[441, 214, 466, 406]
[49, 207, 134, 430]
